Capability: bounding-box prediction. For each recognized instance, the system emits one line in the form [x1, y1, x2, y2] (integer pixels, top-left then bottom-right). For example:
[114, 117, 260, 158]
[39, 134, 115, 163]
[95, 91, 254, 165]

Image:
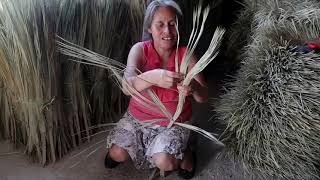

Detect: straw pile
[0, 0, 145, 164]
[216, 0, 320, 179]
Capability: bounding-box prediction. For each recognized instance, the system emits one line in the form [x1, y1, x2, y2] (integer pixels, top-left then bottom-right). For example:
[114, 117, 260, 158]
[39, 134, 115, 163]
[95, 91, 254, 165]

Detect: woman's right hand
[147, 69, 182, 89]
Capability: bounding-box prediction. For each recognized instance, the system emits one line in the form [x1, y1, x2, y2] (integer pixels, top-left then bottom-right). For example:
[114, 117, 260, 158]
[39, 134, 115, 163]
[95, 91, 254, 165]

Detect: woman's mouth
[162, 37, 175, 41]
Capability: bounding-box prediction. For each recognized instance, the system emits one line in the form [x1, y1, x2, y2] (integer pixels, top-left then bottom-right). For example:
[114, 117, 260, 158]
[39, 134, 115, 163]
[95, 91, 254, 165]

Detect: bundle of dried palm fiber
[0, 0, 145, 165]
[0, 0, 64, 165]
[215, 0, 320, 179]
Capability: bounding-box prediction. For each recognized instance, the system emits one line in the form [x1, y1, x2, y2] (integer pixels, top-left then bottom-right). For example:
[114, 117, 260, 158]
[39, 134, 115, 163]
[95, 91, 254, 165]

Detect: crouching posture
[105, 0, 208, 179]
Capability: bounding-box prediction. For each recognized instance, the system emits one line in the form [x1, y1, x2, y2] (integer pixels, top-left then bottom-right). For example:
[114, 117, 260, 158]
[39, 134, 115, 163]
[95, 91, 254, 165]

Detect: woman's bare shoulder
[127, 42, 145, 67]
[131, 42, 144, 50]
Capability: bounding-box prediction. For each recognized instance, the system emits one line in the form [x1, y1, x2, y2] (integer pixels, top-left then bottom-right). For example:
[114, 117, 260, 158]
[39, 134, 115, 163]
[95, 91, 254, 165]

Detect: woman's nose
[163, 25, 170, 33]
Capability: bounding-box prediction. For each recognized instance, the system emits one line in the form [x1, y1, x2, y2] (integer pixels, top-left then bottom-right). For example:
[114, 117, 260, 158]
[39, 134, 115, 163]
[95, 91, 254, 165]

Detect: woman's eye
[156, 23, 164, 28]
[169, 22, 176, 26]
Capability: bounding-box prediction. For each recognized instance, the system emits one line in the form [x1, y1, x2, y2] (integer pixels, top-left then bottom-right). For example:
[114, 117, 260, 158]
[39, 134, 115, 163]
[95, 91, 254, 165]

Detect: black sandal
[178, 151, 197, 179]
[104, 152, 120, 169]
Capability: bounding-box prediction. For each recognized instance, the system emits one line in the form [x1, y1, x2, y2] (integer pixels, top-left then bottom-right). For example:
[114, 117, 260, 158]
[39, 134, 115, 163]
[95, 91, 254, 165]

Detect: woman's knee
[152, 153, 180, 171]
[108, 144, 130, 162]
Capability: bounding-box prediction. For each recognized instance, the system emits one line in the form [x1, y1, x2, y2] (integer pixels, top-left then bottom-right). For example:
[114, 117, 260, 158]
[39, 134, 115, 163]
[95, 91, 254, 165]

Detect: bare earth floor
[0, 77, 264, 180]
[0, 138, 256, 180]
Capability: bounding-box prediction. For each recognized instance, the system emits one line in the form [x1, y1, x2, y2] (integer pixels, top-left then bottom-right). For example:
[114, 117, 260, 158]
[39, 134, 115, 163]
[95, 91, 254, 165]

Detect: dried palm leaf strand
[56, 37, 223, 144]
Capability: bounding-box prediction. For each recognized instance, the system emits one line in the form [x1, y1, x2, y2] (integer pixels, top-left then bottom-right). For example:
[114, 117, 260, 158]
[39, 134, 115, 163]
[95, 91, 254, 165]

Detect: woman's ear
[147, 27, 152, 34]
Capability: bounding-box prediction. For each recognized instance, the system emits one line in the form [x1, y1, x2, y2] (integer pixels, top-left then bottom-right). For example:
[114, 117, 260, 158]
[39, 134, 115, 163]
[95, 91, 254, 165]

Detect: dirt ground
[0, 76, 263, 180]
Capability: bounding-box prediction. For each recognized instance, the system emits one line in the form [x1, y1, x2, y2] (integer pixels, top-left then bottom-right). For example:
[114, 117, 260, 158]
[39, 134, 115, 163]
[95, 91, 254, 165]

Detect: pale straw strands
[56, 35, 223, 145]
[169, 1, 225, 127]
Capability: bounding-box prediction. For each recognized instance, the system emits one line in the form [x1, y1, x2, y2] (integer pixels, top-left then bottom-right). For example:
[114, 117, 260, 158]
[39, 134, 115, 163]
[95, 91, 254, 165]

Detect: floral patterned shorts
[106, 111, 190, 169]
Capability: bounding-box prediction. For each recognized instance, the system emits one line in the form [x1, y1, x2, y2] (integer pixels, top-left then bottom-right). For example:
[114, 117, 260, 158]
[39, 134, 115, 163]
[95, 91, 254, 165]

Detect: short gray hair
[142, 0, 183, 41]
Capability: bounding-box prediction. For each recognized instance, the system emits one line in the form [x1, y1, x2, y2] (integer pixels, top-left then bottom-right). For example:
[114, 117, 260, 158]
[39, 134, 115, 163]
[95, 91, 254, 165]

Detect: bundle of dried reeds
[0, 0, 146, 164]
[0, 0, 63, 164]
[216, 0, 320, 179]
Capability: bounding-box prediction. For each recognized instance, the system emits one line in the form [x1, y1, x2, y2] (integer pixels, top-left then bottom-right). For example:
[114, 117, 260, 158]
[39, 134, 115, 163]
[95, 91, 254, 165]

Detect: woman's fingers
[156, 69, 185, 88]
[165, 71, 182, 79]
[161, 70, 182, 86]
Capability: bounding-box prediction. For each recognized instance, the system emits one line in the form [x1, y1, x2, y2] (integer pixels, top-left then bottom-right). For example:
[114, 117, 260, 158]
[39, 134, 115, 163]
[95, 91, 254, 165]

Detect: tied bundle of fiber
[215, 0, 320, 179]
[0, 0, 64, 164]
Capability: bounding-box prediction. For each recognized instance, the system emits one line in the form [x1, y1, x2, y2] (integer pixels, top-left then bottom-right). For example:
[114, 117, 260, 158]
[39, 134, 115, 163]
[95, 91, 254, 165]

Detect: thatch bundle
[0, 0, 145, 164]
[216, 0, 320, 179]
[0, 0, 59, 164]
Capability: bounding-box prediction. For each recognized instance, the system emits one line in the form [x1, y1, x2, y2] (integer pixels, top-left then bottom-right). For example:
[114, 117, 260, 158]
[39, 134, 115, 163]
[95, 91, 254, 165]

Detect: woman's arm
[122, 42, 182, 96]
[122, 42, 152, 95]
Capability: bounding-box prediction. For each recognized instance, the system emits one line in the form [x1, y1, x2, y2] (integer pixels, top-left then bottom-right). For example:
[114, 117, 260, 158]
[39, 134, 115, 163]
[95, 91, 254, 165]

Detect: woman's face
[148, 7, 177, 51]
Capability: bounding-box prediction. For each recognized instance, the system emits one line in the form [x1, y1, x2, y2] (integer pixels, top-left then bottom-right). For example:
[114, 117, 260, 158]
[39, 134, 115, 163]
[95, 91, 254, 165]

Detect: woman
[105, 0, 208, 179]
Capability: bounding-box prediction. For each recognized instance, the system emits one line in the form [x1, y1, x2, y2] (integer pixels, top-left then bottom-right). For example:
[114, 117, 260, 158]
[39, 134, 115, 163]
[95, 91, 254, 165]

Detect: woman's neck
[154, 45, 174, 66]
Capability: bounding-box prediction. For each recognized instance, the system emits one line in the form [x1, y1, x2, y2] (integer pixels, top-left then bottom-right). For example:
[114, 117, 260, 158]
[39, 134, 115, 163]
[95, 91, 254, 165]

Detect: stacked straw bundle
[0, 0, 61, 164]
[216, 0, 320, 179]
[0, 0, 145, 164]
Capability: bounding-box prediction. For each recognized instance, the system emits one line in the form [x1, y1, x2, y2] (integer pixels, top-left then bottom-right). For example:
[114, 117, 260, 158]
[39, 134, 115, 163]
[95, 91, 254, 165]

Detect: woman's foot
[178, 150, 196, 179]
[104, 152, 120, 169]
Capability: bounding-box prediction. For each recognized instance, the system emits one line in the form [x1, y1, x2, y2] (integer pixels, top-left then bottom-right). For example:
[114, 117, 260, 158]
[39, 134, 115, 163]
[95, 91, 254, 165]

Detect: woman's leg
[151, 146, 195, 175]
[105, 113, 145, 168]
[145, 124, 190, 171]
[152, 152, 181, 171]
[108, 144, 130, 162]
[179, 148, 193, 171]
